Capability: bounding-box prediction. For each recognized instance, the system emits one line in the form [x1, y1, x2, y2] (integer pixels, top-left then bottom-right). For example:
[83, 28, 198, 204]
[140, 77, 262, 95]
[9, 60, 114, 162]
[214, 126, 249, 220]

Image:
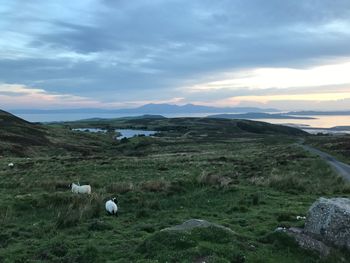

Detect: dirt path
[298, 141, 350, 182]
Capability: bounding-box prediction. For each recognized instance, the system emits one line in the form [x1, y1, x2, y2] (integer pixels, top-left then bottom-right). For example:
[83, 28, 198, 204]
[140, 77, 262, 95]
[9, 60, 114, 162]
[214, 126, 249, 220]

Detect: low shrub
[88, 219, 113, 231]
[76, 245, 100, 263]
[197, 172, 233, 188]
[136, 209, 150, 218]
[136, 223, 155, 233]
[268, 174, 306, 193]
[106, 182, 134, 194]
[277, 212, 296, 222]
[55, 193, 103, 228]
[39, 180, 70, 191]
[140, 180, 170, 192]
[0, 206, 13, 225]
[147, 200, 161, 210]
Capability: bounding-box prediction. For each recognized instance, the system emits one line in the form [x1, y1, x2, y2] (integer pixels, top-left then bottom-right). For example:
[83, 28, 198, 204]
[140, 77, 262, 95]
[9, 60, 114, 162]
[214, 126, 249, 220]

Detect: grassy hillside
[0, 110, 50, 152]
[1, 133, 349, 262]
[1, 111, 349, 262]
[0, 110, 117, 157]
[1, 111, 306, 157]
[61, 116, 307, 138]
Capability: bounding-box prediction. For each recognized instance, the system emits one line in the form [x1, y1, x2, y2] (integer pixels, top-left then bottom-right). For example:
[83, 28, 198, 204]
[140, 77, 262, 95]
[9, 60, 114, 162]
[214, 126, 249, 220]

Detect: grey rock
[162, 219, 235, 234]
[286, 227, 331, 257]
[304, 197, 350, 250]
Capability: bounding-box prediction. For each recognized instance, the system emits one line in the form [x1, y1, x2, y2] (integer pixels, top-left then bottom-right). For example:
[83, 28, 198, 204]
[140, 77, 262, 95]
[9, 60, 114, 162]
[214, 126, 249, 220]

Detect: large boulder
[304, 197, 350, 250]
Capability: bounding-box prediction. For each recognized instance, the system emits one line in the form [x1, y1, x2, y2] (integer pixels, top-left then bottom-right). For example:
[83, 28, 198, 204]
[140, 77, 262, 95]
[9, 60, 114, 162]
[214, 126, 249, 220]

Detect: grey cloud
[1, 0, 350, 107]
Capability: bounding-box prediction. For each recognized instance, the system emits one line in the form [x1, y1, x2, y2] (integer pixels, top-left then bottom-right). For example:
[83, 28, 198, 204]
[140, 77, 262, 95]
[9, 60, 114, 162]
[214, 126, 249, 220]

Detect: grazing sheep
[105, 197, 118, 216]
[8, 163, 14, 168]
[70, 183, 91, 194]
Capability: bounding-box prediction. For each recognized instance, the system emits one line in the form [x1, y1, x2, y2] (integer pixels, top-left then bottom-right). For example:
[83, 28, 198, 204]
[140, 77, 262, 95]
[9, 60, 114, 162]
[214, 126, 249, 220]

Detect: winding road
[299, 142, 350, 182]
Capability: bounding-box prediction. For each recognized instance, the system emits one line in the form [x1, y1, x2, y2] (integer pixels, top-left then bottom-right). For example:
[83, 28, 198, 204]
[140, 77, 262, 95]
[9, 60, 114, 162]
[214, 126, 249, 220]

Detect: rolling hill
[61, 115, 308, 137]
[1, 109, 307, 157]
[0, 110, 115, 157]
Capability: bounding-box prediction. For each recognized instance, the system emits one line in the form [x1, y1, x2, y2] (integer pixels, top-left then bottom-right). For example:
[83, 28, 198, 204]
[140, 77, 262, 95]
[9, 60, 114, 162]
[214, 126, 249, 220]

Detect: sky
[1, 0, 350, 111]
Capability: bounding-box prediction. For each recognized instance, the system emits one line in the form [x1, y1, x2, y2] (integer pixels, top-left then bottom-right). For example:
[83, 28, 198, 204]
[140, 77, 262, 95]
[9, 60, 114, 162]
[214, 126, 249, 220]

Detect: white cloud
[0, 83, 185, 109]
[184, 60, 350, 92]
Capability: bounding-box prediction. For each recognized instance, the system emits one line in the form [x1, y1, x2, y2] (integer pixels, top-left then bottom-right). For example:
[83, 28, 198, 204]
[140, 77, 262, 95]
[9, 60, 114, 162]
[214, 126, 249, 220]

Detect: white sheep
[8, 163, 14, 168]
[105, 197, 118, 216]
[70, 183, 91, 194]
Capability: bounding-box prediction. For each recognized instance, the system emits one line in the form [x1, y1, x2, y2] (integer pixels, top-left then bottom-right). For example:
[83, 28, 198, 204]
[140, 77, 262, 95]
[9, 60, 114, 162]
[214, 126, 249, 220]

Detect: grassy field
[1, 112, 350, 262]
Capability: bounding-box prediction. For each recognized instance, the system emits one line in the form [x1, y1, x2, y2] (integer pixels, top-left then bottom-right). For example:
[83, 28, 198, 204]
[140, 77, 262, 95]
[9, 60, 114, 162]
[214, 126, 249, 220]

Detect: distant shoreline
[206, 113, 315, 120]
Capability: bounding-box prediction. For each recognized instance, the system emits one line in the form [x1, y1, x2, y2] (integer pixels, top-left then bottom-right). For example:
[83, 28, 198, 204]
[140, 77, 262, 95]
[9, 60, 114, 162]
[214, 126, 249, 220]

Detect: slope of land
[1, 111, 349, 262]
[0, 110, 116, 157]
[61, 116, 308, 138]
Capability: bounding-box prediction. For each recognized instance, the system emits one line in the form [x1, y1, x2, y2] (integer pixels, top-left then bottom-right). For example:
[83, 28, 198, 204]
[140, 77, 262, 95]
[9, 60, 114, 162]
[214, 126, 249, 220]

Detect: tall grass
[55, 193, 103, 228]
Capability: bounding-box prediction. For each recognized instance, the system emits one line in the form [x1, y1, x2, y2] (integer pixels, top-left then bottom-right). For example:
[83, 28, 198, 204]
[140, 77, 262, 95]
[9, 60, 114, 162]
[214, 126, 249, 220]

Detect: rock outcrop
[285, 227, 331, 257]
[162, 219, 235, 233]
[304, 197, 350, 250]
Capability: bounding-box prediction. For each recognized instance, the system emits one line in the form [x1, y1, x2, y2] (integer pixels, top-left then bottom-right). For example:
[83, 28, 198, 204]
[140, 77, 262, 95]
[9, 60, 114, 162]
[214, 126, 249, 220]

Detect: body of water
[73, 128, 157, 139]
[116, 129, 157, 139]
[73, 128, 106, 133]
[255, 115, 350, 129]
[17, 113, 350, 131]
[255, 116, 350, 134]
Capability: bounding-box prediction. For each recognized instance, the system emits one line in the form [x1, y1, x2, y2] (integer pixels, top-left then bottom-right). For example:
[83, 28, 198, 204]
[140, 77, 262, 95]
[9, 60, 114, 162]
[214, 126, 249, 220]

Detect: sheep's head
[112, 197, 118, 204]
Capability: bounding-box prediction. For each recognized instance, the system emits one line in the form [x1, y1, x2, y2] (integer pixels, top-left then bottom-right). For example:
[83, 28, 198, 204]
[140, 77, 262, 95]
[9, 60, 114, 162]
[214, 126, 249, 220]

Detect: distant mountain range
[207, 113, 315, 120]
[9, 104, 350, 117]
[9, 103, 279, 115]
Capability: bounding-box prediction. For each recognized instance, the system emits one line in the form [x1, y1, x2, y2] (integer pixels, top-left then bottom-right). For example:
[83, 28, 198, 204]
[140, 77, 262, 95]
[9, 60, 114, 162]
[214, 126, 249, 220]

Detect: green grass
[1, 111, 349, 261]
[1, 132, 350, 262]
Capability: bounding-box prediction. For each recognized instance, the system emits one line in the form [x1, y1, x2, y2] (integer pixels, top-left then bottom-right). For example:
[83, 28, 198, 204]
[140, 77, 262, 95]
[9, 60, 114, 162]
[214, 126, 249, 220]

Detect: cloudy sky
[1, 0, 350, 110]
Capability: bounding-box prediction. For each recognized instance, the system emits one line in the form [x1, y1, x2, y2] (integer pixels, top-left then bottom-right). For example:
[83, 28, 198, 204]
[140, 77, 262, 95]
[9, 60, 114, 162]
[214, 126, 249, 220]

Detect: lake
[73, 128, 157, 139]
[116, 129, 157, 139]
